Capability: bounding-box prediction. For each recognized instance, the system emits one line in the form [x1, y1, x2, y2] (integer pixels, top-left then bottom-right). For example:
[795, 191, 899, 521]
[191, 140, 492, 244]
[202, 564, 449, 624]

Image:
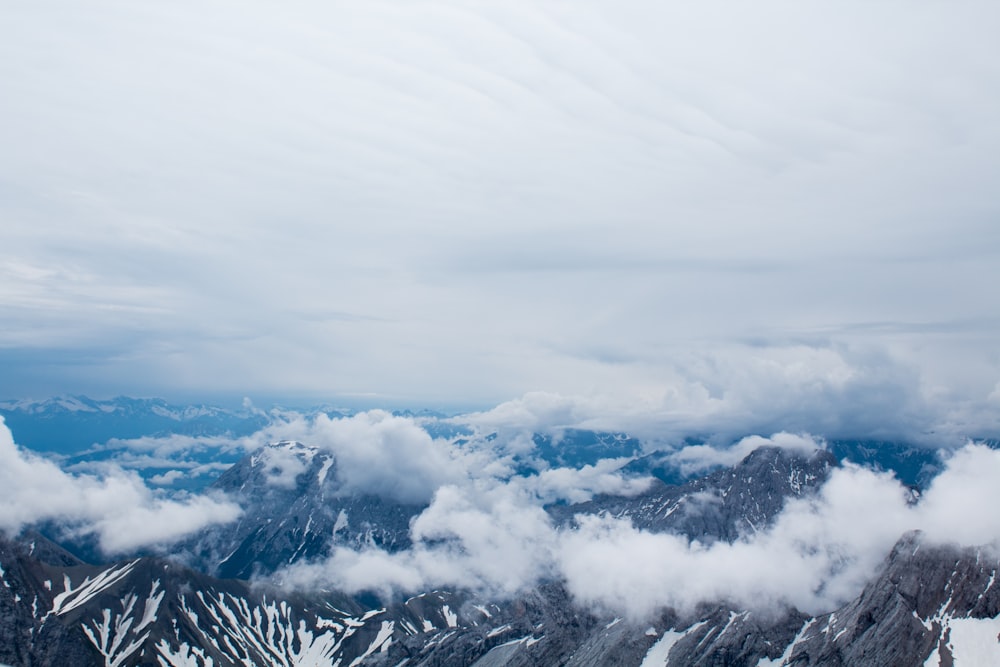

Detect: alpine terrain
[2, 436, 999, 666]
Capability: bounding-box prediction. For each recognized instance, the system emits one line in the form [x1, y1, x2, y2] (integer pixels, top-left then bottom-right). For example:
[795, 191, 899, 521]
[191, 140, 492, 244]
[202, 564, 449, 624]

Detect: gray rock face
[554, 446, 836, 542]
[777, 532, 1000, 666]
[380, 532, 1000, 667]
[376, 587, 807, 667]
[185, 442, 834, 580]
[0, 533, 401, 667]
[182, 440, 424, 578]
[0, 535, 96, 666]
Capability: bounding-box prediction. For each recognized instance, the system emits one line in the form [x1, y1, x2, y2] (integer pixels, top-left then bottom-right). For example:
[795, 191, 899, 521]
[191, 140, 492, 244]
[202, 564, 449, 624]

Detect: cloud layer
[0, 0, 998, 424]
[277, 435, 1000, 620]
[455, 339, 999, 444]
[0, 417, 241, 553]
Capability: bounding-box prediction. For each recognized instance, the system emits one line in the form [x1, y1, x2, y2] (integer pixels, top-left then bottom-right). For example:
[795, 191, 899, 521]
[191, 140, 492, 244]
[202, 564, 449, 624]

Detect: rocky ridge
[3, 444, 999, 665]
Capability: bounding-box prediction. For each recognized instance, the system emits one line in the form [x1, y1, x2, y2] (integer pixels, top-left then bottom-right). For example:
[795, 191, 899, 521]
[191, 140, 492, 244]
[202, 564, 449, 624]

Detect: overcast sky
[2, 1, 999, 436]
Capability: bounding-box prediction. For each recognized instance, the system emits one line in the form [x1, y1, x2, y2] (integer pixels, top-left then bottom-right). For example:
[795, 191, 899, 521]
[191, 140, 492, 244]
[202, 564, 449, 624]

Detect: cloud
[149, 470, 185, 485]
[451, 342, 970, 445]
[275, 438, 1000, 621]
[103, 433, 247, 457]
[0, 417, 241, 554]
[306, 411, 473, 503]
[509, 458, 654, 505]
[562, 443, 1000, 619]
[237, 408, 663, 506]
[279, 482, 559, 598]
[255, 443, 313, 489]
[666, 432, 824, 476]
[914, 444, 1000, 546]
[238, 410, 474, 503]
[1, 0, 998, 616]
[558, 463, 915, 618]
[232, 409, 655, 506]
[988, 382, 1000, 405]
[0, 1, 997, 418]
[457, 392, 598, 434]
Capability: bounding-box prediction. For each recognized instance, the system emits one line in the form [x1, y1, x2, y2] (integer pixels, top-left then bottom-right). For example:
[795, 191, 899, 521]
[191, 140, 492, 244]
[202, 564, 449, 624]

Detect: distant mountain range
[3, 396, 1000, 665]
[2, 444, 999, 666]
[0, 395, 270, 455]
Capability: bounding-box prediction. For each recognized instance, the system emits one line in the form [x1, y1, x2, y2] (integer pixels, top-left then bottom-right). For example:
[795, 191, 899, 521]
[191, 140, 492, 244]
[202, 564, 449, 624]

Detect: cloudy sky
[2, 1, 999, 436]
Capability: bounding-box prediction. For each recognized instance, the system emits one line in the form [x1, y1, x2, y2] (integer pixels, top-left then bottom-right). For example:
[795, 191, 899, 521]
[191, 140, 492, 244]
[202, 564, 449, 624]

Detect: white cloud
[104, 433, 247, 457]
[450, 341, 965, 445]
[562, 444, 1000, 618]
[458, 392, 598, 434]
[914, 444, 1000, 546]
[509, 459, 653, 505]
[666, 432, 824, 476]
[0, 417, 241, 554]
[1, 0, 999, 617]
[83, 494, 242, 555]
[276, 438, 1000, 621]
[279, 481, 558, 598]
[308, 411, 473, 503]
[149, 469, 185, 485]
[243, 410, 474, 503]
[255, 443, 312, 489]
[234, 409, 656, 505]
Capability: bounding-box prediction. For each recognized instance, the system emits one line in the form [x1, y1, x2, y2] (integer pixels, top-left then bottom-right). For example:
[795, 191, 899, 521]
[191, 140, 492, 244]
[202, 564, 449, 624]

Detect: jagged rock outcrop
[774, 532, 1000, 666]
[180, 440, 424, 578]
[554, 446, 836, 542]
[0, 533, 400, 667]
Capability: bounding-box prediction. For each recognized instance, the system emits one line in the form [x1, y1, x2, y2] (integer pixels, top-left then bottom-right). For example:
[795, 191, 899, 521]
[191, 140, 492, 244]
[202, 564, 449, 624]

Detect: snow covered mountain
[554, 445, 836, 542]
[179, 441, 834, 581]
[4, 526, 999, 665]
[181, 441, 422, 579]
[4, 440, 1000, 665]
[0, 533, 400, 666]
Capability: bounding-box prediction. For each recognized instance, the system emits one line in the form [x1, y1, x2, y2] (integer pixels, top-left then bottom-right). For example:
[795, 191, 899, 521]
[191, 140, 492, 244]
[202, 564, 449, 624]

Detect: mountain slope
[553, 445, 836, 542]
[182, 441, 423, 579]
[6, 443, 1000, 665]
[0, 534, 400, 667]
[773, 531, 1000, 666]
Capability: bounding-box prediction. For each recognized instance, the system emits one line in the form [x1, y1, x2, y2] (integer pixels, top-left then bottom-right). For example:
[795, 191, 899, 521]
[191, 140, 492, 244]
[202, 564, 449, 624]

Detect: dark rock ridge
[773, 531, 1000, 666]
[182, 442, 833, 581]
[0, 532, 395, 667]
[4, 529, 998, 666]
[180, 440, 424, 579]
[554, 445, 837, 542]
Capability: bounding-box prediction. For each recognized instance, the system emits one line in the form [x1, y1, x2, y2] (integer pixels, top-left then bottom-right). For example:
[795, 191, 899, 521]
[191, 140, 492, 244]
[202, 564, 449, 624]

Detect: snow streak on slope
[50, 560, 140, 616]
[81, 584, 160, 667]
[165, 589, 392, 666]
[640, 621, 707, 666]
[919, 583, 1000, 666]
